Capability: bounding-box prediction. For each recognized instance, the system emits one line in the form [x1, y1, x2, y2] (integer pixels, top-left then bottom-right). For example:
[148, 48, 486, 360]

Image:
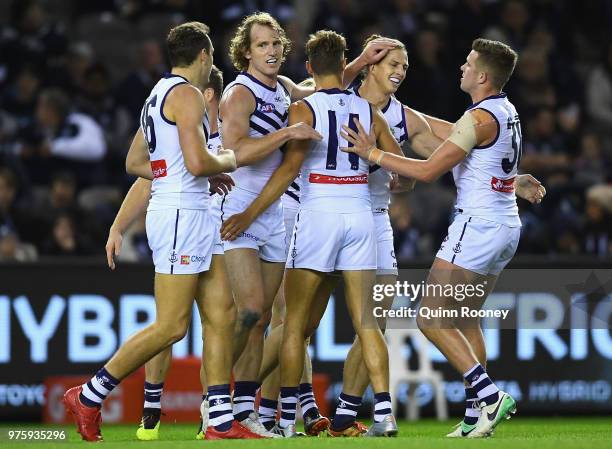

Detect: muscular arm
[404, 106, 443, 158]
[220, 84, 292, 166]
[220, 102, 312, 240]
[342, 109, 496, 183]
[421, 113, 453, 140]
[169, 84, 236, 176]
[125, 128, 153, 180]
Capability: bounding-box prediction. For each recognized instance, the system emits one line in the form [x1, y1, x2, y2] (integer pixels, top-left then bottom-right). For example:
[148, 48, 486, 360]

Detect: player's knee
[155, 321, 189, 345]
[416, 313, 445, 336]
[237, 308, 261, 330]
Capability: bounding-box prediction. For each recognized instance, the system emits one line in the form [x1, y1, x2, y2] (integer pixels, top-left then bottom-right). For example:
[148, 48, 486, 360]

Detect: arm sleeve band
[447, 111, 477, 154]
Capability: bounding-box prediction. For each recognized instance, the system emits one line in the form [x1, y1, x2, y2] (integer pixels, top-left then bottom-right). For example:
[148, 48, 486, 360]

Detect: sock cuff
[374, 392, 391, 403]
[339, 392, 362, 405]
[299, 383, 313, 394]
[208, 384, 231, 395]
[463, 363, 484, 382]
[259, 398, 278, 408]
[98, 367, 119, 388]
[280, 386, 299, 397]
[234, 381, 260, 394]
[144, 381, 164, 390]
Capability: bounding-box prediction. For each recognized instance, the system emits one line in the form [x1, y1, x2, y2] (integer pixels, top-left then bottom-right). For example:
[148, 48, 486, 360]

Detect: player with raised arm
[221, 30, 408, 438]
[217, 13, 397, 437]
[341, 38, 546, 438]
[63, 23, 261, 441]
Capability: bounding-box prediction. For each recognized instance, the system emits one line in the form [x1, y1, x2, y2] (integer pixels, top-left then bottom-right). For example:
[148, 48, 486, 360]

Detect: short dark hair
[203, 65, 223, 101]
[306, 30, 346, 76]
[40, 88, 70, 119]
[472, 38, 518, 90]
[166, 21, 212, 68]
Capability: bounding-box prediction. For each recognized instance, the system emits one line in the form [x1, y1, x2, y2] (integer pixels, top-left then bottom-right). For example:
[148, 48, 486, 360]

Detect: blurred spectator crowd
[0, 0, 611, 263]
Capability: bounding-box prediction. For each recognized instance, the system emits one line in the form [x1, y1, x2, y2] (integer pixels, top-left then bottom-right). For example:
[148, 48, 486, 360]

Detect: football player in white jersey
[102, 66, 232, 440]
[222, 30, 408, 437]
[63, 23, 263, 441]
[342, 38, 546, 438]
[336, 34, 545, 436]
[218, 12, 398, 436]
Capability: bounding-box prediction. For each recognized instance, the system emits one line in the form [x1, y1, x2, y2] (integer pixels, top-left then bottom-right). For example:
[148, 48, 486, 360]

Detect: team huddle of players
[62, 12, 546, 442]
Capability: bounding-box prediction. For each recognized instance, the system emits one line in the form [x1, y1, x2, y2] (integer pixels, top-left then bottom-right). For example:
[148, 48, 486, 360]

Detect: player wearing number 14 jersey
[221, 30, 407, 437]
[342, 38, 530, 438]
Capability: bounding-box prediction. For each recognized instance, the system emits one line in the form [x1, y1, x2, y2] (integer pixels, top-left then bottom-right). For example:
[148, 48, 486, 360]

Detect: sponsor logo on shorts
[339, 98, 345, 106]
[238, 231, 261, 242]
[491, 176, 515, 193]
[151, 159, 167, 178]
[169, 250, 178, 263]
[291, 247, 297, 259]
[191, 255, 207, 263]
[181, 255, 190, 265]
[453, 242, 462, 254]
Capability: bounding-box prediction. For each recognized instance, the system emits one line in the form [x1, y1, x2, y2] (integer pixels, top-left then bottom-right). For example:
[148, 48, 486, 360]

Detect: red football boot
[63, 386, 103, 442]
[204, 420, 266, 440]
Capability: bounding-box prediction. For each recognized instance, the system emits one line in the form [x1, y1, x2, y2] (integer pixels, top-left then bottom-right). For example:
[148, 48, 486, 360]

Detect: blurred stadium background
[0, 0, 611, 426]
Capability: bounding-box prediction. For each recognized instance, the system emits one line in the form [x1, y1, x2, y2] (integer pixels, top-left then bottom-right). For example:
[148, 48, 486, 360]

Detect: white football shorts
[373, 210, 398, 276]
[220, 189, 286, 263]
[436, 214, 521, 275]
[146, 208, 215, 274]
[286, 208, 376, 272]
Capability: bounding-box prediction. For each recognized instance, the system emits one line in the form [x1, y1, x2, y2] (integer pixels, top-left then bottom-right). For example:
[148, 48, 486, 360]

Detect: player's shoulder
[220, 82, 257, 112]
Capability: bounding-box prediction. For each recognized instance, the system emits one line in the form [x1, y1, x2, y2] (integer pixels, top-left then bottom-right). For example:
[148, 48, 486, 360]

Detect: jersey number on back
[326, 111, 360, 171]
[502, 115, 522, 173]
[141, 95, 157, 153]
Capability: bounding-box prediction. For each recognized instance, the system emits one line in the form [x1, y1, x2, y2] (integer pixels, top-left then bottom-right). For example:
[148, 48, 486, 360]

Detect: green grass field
[1, 418, 611, 449]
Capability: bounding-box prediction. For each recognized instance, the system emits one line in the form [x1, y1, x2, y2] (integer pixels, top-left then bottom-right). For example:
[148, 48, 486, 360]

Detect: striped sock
[143, 381, 164, 410]
[464, 364, 499, 406]
[374, 392, 392, 422]
[233, 381, 259, 422]
[299, 383, 320, 420]
[279, 387, 298, 429]
[208, 384, 233, 432]
[258, 398, 278, 428]
[464, 386, 480, 425]
[331, 392, 361, 430]
[80, 367, 119, 407]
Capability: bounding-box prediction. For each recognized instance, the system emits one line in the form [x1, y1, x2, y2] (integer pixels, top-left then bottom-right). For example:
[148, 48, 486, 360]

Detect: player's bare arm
[405, 106, 443, 158]
[421, 112, 454, 140]
[220, 84, 321, 167]
[167, 84, 237, 176]
[106, 178, 151, 270]
[220, 101, 311, 241]
[125, 128, 154, 180]
[341, 108, 496, 182]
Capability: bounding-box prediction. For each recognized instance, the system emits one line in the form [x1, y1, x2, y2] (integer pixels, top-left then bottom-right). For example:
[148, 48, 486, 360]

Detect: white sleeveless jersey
[142, 74, 209, 211]
[220, 72, 290, 196]
[300, 88, 373, 212]
[353, 86, 409, 210]
[453, 93, 521, 226]
[203, 112, 221, 154]
[282, 175, 301, 210]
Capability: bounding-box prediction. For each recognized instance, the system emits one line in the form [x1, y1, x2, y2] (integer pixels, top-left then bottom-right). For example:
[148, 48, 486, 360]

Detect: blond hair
[229, 12, 291, 72]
